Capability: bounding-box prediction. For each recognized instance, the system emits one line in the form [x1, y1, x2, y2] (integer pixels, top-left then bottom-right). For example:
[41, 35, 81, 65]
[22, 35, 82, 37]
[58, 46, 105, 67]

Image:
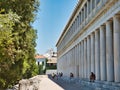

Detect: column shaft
[81, 41, 84, 78]
[91, 33, 95, 73]
[87, 36, 91, 78]
[79, 43, 81, 78]
[87, 1, 89, 17]
[100, 25, 106, 81]
[79, 43, 82, 78]
[76, 45, 79, 77]
[84, 39, 87, 78]
[74, 47, 76, 75]
[113, 15, 120, 82]
[95, 30, 100, 80]
[106, 20, 114, 82]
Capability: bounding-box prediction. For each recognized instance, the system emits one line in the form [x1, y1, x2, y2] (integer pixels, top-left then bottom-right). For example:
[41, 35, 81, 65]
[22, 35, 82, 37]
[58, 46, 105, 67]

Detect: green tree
[0, 0, 39, 89]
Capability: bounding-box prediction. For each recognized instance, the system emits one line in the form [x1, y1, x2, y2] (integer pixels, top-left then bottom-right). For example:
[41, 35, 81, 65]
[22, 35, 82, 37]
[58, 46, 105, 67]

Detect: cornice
[56, 0, 84, 47]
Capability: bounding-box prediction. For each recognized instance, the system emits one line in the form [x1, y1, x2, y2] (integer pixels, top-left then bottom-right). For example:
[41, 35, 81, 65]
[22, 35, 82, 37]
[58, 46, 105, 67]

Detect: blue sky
[32, 0, 78, 54]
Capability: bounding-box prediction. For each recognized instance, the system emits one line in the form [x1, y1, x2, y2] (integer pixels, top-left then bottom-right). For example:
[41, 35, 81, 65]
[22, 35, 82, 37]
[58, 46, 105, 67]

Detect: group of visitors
[51, 72, 63, 79]
[69, 72, 95, 82]
[51, 71, 96, 82]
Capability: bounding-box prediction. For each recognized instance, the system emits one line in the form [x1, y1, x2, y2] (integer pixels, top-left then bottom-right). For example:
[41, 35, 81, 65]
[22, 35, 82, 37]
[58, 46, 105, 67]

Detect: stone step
[61, 77, 120, 90]
[79, 80, 120, 90]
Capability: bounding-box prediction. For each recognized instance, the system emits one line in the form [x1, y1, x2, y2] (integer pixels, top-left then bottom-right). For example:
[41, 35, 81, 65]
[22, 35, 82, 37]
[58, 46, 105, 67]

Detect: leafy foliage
[0, 0, 39, 89]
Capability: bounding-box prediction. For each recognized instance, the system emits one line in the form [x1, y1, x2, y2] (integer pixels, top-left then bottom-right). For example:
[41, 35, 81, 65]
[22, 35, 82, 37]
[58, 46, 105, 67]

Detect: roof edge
[56, 0, 82, 47]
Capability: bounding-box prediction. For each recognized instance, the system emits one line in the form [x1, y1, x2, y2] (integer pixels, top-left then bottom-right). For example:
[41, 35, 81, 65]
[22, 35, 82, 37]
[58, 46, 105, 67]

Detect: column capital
[106, 19, 113, 23]
[91, 32, 95, 35]
[84, 38, 87, 40]
[101, 24, 105, 27]
[95, 29, 100, 32]
[87, 35, 90, 39]
[100, 25, 106, 30]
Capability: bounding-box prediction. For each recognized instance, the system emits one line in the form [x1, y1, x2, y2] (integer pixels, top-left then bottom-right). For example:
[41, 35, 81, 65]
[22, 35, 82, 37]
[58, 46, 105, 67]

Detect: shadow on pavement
[47, 74, 82, 90]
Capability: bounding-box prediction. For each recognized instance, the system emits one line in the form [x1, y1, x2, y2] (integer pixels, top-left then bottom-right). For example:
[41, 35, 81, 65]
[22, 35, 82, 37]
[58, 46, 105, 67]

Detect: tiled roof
[35, 55, 46, 59]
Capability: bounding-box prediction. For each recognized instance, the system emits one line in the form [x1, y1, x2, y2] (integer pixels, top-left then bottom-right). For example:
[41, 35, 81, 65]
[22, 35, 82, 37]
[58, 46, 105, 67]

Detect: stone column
[113, 15, 120, 82]
[87, 1, 89, 17]
[70, 49, 72, 73]
[77, 44, 79, 65]
[81, 41, 84, 78]
[76, 19, 78, 31]
[100, 25, 106, 81]
[74, 47, 76, 75]
[80, 42, 81, 78]
[74, 46, 76, 77]
[79, 13, 81, 26]
[61, 57, 63, 73]
[95, 0, 97, 7]
[78, 43, 80, 77]
[81, 10, 83, 28]
[72, 48, 74, 73]
[90, 0, 92, 13]
[78, 14, 80, 26]
[69, 50, 71, 74]
[79, 43, 81, 78]
[95, 29, 100, 80]
[76, 45, 78, 76]
[84, 6, 86, 26]
[84, 39, 87, 78]
[87, 36, 91, 78]
[77, 44, 79, 78]
[92, 0, 95, 9]
[87, 0, 91, 17]
[75, 20, 77, 32]
[106, 20, 114, 82]
[67, 50, 70, 74]
[90, 33, 95, 73]
[66, 52, 68, 75]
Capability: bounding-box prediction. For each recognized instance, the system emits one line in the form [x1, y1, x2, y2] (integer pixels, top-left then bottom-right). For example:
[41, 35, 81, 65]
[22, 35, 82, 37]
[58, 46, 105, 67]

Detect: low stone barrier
[19, 75, 42, 90]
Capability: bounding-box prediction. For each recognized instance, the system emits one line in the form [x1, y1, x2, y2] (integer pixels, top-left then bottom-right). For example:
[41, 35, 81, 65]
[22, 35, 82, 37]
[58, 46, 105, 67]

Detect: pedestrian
[70, 72, 74, 79]
[56, 73, 59, 80]
[52, 73, 55, 79]
[90, 72, 96, 82]
[60, 72, 63, 77]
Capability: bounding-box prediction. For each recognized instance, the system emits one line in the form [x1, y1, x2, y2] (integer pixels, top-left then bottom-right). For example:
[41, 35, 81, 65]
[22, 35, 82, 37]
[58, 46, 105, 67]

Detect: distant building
[44, 49, 57, 68]
[35, 54, 46, 70]
[47, 52, 57, 67]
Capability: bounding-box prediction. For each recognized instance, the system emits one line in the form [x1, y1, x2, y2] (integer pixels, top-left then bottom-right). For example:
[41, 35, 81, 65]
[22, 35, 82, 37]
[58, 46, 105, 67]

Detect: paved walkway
[16, 75, 120, 90]
[18, 75, 95, 90]
[38, 75, 64, 90]
[48, 75, 94, 90]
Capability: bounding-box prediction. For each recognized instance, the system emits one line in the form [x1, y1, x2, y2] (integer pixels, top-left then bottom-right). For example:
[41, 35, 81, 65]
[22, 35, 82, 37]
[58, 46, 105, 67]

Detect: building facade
[35, 54, 46, 70]
[56, 0, 120, 83]
[44, 49, 57, 67]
